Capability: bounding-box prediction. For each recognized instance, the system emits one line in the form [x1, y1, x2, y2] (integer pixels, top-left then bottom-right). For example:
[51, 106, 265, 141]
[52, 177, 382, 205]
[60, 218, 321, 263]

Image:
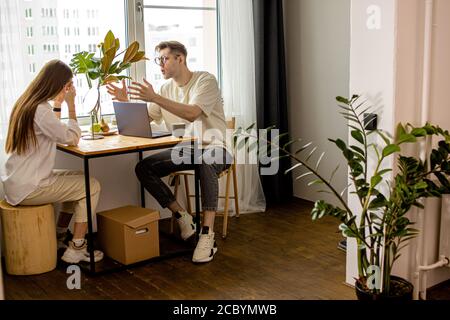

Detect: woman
[1, 60, 103, 264]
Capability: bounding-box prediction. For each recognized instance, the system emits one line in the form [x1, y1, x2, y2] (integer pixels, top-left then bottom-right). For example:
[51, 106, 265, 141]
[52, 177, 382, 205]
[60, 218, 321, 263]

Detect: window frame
[63, 0, 221, 120]
[127, 0, 221, 87]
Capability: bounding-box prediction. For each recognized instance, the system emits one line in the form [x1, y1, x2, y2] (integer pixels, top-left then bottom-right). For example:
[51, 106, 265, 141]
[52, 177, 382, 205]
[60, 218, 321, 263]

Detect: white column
[347, 0, 397, 285]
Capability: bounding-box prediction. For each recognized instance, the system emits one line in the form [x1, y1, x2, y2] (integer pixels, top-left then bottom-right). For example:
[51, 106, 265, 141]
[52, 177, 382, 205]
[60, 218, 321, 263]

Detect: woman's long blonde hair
[5, 60, 73, 155]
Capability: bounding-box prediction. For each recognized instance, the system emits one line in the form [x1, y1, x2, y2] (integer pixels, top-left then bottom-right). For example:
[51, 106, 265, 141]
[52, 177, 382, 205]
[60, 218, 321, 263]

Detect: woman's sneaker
[57, 230, 72, 250]
[192, 227, 217, 263]
[61, 240, 104, 263]
[177, 211, 197, 240]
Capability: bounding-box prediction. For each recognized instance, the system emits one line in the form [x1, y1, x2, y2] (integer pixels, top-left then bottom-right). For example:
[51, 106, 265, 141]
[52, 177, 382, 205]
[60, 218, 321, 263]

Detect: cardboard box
[97, 206, 160, 265]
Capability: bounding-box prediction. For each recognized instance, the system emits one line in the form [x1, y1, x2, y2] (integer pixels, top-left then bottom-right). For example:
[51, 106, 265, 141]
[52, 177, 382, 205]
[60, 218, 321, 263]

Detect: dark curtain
[253, 0, 293, 204]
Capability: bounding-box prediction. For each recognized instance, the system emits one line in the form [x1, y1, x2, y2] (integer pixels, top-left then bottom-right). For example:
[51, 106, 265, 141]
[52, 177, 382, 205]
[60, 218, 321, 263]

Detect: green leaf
[329, 139, 347, 152]
[336, 96, 349, 104]
[397, 133, 417, 144]
[382, 144, 401, 157]
[308, 179, 325, 187]
[283, 138, 302, 150]
[246, 123, 256, 132]
[295, 142, 313, 154]
[376, 130, 391, 146]
[103, 30, 116, 52]
[295, 172, 313, 181]
[371, 175, 382, 188]
[414, 181, 428, 190]
[351, 130, 364, 144]
[285, 163, 303, 175]
[411, 128, 427, 137]
[378, 169, 392, 176]
[329, 164, 340, 183]
[351, 145, 365, 156]
[306, 146, 318, 162]
[396, 123, 407, 138]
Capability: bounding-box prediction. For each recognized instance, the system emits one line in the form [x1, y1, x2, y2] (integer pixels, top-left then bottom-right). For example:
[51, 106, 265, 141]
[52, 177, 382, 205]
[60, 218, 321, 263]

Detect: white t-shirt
[148, 71, 229, 151]
[1, 102, 81, 205]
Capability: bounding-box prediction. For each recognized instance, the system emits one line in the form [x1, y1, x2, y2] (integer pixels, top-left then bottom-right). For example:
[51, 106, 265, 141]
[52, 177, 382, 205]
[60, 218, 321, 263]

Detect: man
[106, 41, 232, 263]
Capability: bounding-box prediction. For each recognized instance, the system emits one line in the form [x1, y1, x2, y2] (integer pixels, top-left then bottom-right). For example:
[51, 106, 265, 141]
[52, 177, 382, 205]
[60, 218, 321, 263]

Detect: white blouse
[1, 102, 81, 205]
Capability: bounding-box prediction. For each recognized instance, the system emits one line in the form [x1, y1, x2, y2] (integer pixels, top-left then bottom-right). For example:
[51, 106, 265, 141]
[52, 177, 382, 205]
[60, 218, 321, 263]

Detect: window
[26, 27, 33, 37]
[4, 0, 218, 118]
[143, 0, 218, 91]
[27, 45, 35, 55]
[25, 8, 32, 19]
[4, 0, 127, 117]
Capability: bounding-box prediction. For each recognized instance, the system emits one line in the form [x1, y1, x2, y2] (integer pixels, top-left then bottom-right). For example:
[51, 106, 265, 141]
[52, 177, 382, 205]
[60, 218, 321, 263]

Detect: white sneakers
[192, 228, 218, 263]
[176, 211, 197, 240]
[61, 240, 104, 264]
[177, 212, 218, 263]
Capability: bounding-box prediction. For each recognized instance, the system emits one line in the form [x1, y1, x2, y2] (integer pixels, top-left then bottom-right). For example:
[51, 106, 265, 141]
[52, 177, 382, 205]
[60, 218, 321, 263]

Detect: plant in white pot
[234, 95, 450, 299]
[70, 30, 147, 139]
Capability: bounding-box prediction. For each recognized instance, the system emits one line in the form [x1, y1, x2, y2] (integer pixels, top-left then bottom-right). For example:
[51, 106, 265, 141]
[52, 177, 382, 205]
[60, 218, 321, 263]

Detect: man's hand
[129, 79, 158, 102]
[106, 79, 129, 102]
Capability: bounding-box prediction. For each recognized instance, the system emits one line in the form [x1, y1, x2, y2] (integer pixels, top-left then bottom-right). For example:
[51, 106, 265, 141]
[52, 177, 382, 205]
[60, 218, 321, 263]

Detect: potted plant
[70, 30, 147, 139]
[234, 95, 450, 299]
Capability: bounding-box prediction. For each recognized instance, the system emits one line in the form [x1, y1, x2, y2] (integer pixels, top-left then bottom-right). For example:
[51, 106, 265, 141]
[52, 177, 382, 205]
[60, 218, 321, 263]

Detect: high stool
[169, 117, 240, 238]
[0, 200, 57, 275]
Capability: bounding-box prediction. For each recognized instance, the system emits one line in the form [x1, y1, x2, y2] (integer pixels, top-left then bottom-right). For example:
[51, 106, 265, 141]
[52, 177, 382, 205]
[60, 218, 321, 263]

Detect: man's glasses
[154, 55, 179, 66]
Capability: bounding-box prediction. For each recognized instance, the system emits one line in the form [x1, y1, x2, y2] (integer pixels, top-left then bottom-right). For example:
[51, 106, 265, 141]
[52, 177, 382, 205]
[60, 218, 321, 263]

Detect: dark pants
[135, 146, 232, 211]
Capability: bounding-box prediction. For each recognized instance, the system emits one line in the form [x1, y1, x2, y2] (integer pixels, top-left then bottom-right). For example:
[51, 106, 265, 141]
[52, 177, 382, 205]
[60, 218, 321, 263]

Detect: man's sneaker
[192, 227, 217, 263]
[177, 211, 197, 240]
[61, 240, 104, 264]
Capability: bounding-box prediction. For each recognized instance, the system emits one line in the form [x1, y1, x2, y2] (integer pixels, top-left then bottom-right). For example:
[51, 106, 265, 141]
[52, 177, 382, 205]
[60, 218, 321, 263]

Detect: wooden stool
[0, 200, 57, 275]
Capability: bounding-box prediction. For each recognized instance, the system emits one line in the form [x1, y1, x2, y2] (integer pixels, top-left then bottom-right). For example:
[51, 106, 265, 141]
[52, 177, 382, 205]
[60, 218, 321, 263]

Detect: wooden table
[57, 134, 200, 274]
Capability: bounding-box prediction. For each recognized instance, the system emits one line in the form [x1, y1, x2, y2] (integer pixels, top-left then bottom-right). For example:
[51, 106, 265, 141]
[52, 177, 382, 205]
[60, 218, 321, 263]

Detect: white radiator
[440, 195, 450, 264]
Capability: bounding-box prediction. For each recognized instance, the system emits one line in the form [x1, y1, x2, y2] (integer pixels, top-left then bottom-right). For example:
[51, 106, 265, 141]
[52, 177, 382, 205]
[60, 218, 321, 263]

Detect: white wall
[393, 0, 450, 291]
[284, 0, 351, 205]
[346, 0, 397, 285]
[348, 0, 450, 290]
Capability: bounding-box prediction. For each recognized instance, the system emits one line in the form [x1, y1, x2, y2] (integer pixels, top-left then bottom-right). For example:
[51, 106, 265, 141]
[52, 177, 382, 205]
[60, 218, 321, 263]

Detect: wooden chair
[170, 118, 239, 238]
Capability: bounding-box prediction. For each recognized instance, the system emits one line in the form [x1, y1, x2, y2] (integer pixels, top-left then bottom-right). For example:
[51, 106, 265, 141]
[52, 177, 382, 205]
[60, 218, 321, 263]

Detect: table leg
[193, 141, 201, 241]
[139, 151, 145, 208]
[83, 157, 95, 273]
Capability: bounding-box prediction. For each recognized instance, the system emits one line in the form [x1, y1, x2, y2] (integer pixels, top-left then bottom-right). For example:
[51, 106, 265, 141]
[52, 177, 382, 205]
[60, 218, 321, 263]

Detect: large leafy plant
[70, 30, 147, 125]
[234, 95, 450, 296]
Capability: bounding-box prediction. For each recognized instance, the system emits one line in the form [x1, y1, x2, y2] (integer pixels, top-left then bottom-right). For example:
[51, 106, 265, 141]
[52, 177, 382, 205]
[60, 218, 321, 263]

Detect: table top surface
[57, 134, 196, 157]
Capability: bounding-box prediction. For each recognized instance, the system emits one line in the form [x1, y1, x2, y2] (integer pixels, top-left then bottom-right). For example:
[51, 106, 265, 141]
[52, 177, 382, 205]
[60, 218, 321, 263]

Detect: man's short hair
[155, 41, 188, 58]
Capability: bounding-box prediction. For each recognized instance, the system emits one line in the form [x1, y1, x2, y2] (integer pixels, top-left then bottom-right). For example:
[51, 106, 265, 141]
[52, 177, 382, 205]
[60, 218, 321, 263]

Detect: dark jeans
[135, 146, 233, 212]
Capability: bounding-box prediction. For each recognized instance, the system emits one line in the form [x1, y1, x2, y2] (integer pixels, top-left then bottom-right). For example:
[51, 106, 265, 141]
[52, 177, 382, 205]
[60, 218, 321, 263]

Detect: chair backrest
[226, 117, 236, 130]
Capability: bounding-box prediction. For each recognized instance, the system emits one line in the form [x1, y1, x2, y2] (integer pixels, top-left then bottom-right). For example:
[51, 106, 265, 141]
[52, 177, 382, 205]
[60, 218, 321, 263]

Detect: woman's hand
[106, 79, 129, 102]
[54, 89, 66, 106]
[65, 83, 76, 106]
[129, 79, 158, 102]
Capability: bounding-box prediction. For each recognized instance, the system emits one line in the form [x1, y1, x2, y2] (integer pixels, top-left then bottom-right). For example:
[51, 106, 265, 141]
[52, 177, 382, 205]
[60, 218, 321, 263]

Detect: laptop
[113, 102, 171, 138]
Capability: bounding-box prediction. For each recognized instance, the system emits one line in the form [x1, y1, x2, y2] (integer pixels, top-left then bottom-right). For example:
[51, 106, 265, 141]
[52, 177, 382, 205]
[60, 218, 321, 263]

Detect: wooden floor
[3, 199, 359, 300]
